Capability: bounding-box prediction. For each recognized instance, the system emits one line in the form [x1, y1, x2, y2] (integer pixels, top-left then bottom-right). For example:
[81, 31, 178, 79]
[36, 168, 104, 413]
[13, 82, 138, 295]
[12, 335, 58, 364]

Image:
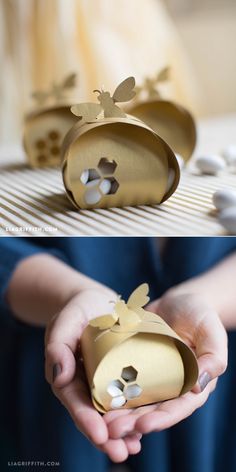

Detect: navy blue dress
[0, 237, 236, 472]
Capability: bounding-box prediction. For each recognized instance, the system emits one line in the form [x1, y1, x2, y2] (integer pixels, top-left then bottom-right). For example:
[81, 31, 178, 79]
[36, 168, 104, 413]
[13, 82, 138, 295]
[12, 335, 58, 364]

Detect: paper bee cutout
[62, 77, 180, 210]
[23, 73, 78, 168]
[129, 67, 197, 163]
[80, 284, 199, 413]
[135, 66, 171, 100]
[71, 76, 136, 121]
[32, 73, 77, 106]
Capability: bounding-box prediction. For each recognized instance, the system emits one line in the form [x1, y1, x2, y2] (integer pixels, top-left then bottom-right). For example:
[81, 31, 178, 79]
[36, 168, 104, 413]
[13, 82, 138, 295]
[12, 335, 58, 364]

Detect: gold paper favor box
[129, 68, 197, 162]
[23, 73, 78, 168]
[62, 77, 180, 210]
[81, 284, 199, 413]
[24, 105, 78, 168]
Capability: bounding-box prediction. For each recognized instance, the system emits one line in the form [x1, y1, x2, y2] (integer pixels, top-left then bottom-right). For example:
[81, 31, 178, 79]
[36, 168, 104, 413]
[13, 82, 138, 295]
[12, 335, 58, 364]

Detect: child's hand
[104, 293, 227, 439]
[44, 288, 142, 463]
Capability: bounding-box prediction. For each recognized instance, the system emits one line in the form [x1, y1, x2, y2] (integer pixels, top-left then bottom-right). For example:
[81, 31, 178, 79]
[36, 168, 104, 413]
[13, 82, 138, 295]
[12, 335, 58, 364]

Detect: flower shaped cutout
[80, 158, 119, 206]
[107, 365, 142, 409]
[34, 129, 61, 165]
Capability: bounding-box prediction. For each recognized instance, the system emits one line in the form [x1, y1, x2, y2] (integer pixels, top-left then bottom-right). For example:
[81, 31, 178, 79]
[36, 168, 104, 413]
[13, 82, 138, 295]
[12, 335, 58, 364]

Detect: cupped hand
[104, 292, 228, 439]
[45, 288, 142, 463]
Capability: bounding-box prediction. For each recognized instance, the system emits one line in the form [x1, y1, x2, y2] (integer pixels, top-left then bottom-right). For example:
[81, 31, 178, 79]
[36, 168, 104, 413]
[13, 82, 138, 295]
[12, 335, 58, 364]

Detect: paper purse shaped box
[61, 77, 180, 210]
[80, 284, 199, 413]
[23, 74, 78, 168]
[128, 68, 197, 163]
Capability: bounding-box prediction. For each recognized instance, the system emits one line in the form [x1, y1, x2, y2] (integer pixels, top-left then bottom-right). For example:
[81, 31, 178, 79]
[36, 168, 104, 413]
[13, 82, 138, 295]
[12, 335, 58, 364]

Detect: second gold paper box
[129, 68, 197, 163]
[23, 74, 78, 168]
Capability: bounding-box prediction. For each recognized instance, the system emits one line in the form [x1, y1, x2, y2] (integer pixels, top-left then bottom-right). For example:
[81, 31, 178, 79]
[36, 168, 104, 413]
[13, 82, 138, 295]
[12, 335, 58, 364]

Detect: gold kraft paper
[129, 69, 197, 162]
[23, 73, 78, 168]
[62, 77, 180, 210]
[80, 284, 199, 413]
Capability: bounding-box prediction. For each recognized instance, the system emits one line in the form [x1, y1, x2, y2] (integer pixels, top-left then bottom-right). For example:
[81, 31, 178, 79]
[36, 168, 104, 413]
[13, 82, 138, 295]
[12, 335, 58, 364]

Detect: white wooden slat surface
[0, 114, 236, 236]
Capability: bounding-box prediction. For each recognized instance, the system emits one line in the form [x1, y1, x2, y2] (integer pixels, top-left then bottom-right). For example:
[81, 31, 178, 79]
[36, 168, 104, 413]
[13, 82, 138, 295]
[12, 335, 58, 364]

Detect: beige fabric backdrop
[165, 0, 236, 117]
[0, 0, 201, 145]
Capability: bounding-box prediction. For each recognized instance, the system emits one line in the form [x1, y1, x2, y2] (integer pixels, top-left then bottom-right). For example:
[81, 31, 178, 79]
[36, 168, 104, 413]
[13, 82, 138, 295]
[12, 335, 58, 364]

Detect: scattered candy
[195, 155, 226, 175]
[213, 189, 236, 211]
[175, 154, 185, 170]
[218, 207, 236, 235]
[221, 145, 236, 166]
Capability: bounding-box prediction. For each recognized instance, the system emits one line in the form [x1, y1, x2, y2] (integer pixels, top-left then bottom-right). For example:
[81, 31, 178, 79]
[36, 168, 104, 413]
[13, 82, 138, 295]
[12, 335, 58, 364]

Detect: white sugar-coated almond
[107, 384, 123, 398]
[80, 170, 89, 185]
[213, 189, 236, 210]
[195, 155, 226, 175]
[84, 188, 101, 205]
[175, 154, 185, 170]
[100, 179, 112, 195]
[111, 396, 126, 409]
[166, 169, 176, 193]
[86, 179, 101, 188]
[125, 384, 142, 400]
[221, 145, 236, 165]
[218, 207, 236, 235]
[107, 380, 124, 397]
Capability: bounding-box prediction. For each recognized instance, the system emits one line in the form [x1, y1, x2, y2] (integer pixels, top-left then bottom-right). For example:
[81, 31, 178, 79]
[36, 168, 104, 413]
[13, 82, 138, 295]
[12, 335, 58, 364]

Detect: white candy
[218, 207, 236, 235]
[111, 396, 126, 409]
[107, 380, 124, 397]
[166, 169, 176, 193]
[175, 154, 185, 170]
[221, 145, 236, 165]
[213, 189, 236, 211]
[125, 384, 142, 400]
[195, 155, 226, 175]
[100, 179, 112, 195]
[80, 170, 89, 185]
[84, 188, 101, 205]
[107, 384, 123, 398]
[85, 178, 101, 188]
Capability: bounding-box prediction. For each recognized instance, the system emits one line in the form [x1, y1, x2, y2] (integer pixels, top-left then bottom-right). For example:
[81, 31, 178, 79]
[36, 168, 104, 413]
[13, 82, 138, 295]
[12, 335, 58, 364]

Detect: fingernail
[199, 372, 212, 392]
[52, 363, 62, 383]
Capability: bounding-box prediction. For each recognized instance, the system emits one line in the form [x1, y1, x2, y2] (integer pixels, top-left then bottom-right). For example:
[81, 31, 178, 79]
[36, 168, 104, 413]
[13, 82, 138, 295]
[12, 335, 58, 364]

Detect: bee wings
[32, 73, 77, 104]
[70, 103, 102, 122]
[127, 283, 150, 314]
[115, 301, 140, 327]
[61, 72, 77, 90]
[31, 90, 50, 105]
[156, 66, 170, 83]
[90, 313, 118, 330]
[112, 77, 136, 103]
[89, 284, 150, 332]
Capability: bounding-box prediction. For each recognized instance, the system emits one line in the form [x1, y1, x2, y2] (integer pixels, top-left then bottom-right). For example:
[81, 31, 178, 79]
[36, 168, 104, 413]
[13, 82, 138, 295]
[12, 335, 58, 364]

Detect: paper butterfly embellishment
[135, 67, 170, 100]
[90, 283, 151, 337]
[71, 77, 136, 123]
[32, 73, 77, 106]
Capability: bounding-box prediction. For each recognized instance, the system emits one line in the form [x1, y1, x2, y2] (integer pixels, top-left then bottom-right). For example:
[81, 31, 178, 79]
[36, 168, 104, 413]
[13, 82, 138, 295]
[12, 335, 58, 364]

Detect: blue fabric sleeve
[0, 238, 68, 326]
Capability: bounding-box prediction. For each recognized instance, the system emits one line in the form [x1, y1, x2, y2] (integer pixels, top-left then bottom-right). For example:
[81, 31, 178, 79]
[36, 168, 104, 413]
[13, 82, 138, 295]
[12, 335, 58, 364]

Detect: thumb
[45, 341, 76, 388]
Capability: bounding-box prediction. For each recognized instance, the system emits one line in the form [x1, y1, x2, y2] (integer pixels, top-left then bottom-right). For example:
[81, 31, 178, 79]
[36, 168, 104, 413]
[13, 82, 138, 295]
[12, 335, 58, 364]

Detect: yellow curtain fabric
[0, 0, 201, 145]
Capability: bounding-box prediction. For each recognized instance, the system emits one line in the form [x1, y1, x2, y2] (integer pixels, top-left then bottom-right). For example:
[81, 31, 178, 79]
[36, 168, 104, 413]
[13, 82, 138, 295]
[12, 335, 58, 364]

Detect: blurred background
[165, 0, 236, 116]
[0, 0, 235, 146]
